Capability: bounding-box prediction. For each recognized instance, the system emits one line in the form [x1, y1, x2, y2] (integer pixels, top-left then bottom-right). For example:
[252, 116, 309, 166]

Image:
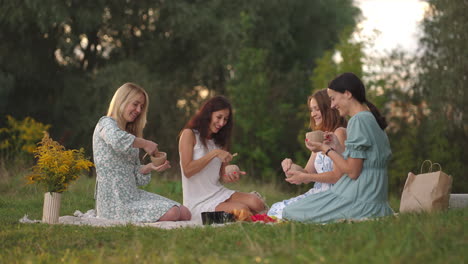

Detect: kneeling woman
[93, 83, 191, 222]
[178, 96, 265, 223]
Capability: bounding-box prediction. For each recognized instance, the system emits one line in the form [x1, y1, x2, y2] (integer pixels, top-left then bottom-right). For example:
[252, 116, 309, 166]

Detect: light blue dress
[93, 116, 180, 222]
[283, 111, 394, 223]
[267, 152, 334, 219]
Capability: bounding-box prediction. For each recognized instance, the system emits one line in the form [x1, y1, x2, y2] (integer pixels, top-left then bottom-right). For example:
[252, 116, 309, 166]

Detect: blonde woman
[93, 83, 191, 222]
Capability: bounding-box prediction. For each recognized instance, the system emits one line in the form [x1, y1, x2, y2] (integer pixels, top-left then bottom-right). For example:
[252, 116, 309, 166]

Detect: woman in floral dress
[93, 83, 191, 222]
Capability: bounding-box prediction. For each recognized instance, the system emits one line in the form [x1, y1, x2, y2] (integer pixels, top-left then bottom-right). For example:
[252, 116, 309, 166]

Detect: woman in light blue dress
[283, 73, 394, 223]
[93, 83, 191, 222]
[268, 89, 347, 219]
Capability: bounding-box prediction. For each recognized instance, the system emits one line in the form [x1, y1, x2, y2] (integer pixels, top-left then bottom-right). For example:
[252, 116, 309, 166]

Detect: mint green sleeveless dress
[283, 111, 394, 223]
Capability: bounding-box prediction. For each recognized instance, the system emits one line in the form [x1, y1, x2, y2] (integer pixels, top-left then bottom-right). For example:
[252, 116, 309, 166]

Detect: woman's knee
[179, 206, 192, 221]
[159, 206, 181, 221]
[248, 194, 266, 212]
[216, 201, 249, 212]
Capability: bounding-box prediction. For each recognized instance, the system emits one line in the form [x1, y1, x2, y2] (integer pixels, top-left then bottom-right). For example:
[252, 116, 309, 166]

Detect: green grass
[0, 169, 467, 263]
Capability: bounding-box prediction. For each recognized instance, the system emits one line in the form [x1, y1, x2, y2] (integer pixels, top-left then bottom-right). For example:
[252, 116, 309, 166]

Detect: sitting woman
[268, 89, 347, 219]
[283, 73, 394, 223]
[93, 83, 191, 222]
[178, 95, 266, 223]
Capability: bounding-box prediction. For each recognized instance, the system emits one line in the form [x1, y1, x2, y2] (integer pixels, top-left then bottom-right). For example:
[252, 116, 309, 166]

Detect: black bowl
[201, 211, 236, 225]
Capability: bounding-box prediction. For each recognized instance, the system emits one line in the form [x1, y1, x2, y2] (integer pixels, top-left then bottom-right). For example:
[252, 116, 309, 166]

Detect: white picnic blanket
[19, 209, 204, 229]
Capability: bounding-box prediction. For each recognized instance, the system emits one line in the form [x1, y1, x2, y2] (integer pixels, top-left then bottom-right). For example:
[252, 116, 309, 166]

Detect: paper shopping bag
[399, 160, 453, 213]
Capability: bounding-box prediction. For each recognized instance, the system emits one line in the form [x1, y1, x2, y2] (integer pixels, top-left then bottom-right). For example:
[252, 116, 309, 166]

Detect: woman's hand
[215, 149, 233, 163]
[221, 170, 246, 183]
[304, 139, 327, 153]
[143, 139, 159, 156]
[285, 171, 309, 185]
[140, 160, 171, 174]
[323, 132, 339, 150]
[324, 130, 346, 154]
[152, 160, 171, 172]
[281, 158, 293, 173]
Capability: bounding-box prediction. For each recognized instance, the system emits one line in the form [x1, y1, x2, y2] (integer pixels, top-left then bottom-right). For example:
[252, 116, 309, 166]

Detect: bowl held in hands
[225, 164, 240, 175]
[150, 152, 167, 166]
[306, 130, 325, 143]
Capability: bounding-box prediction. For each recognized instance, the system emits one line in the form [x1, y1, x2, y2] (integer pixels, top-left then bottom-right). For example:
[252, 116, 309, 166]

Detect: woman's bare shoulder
[180, 128, 196, 145]
[334, 127, 347, 135]
[181, 128, 194, 136]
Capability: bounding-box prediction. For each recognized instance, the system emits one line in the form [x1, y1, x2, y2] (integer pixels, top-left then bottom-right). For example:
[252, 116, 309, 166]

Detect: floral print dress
[93, 116, 180, 222]
[267, 152, 334, 219]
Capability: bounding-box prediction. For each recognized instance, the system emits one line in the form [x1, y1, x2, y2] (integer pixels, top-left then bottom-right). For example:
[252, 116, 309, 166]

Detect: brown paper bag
[399, 160, 453, 213]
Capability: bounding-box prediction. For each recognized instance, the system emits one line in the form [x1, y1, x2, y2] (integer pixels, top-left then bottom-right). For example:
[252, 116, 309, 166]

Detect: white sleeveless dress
[180, 130, 236, 223]
[267, 152, 334, 219]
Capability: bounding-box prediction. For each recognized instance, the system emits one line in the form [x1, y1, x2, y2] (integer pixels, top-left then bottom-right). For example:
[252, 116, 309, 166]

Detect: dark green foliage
[416, 0, 468, 192]
[0, 0, 359, 183]
[226, 1, 359, 179]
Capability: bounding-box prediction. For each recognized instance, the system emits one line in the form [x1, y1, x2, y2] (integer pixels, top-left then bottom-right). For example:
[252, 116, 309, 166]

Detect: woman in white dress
[178, 96, 265, 223]
[268, 89, 347, 219]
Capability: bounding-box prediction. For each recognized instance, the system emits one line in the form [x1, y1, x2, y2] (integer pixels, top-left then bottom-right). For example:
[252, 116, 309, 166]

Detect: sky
[354, 0, 429, 55]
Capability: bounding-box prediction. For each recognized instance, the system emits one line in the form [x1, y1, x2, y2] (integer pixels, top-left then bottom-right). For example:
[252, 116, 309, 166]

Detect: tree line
[0, 0, 466, 194]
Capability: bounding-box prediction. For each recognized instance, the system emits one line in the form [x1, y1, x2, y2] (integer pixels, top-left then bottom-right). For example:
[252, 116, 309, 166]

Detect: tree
[0, 0, 360, 179]
[311, 27, 365, 91]
[417, 0, 468, 192]
[227, 0, 359, 179]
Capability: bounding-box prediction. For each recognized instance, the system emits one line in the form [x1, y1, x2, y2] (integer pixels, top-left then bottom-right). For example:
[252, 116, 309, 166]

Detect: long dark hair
[182, 95, 233, 149]
[328, 72, 387, 130]
[308, 89, 347, 132]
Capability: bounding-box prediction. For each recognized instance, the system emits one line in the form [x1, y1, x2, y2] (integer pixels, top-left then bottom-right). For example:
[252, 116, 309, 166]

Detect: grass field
[0, 167, 467, 263]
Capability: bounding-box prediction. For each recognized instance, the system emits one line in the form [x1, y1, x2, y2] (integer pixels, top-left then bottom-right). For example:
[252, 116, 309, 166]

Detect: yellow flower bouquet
[27, 132, 94, 193]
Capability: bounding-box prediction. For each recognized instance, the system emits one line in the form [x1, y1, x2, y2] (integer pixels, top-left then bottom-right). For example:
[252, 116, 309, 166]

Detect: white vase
[42, 192, 61, 224]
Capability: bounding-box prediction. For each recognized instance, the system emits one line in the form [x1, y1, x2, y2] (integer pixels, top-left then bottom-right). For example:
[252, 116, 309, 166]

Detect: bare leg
[179, 205, 192, 221]
[215, 201, 250, 212]
[216, 192, 265, 214]
[158, 206, 181, 221]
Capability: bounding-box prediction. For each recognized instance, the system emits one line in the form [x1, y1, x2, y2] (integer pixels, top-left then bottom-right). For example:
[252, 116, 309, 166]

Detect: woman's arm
[299, 127, 347, 178]
[333, 127, 347, 154]
[286, 165, 343, 184]
[325, 126, 363, 180]
[133, 137, 158, 156]
[326, 152, 363, 180]
[302, 126, 363, 180]
[303, 152, 318, 173]
[179, 129, 231, 178]
[97, 117, 136, 153]
[306, 141, 363, 180]
[282, 143, 318, 174]
[306, 142, 364, 180]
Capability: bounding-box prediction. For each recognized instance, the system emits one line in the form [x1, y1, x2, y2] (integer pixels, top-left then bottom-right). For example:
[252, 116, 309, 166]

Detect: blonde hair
[106, 83, 149, 137]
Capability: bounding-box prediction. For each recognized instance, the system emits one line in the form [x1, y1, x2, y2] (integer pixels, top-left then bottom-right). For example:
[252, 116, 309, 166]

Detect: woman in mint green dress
[283, 73, 394, 223]
[93, 83, 191, 222]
